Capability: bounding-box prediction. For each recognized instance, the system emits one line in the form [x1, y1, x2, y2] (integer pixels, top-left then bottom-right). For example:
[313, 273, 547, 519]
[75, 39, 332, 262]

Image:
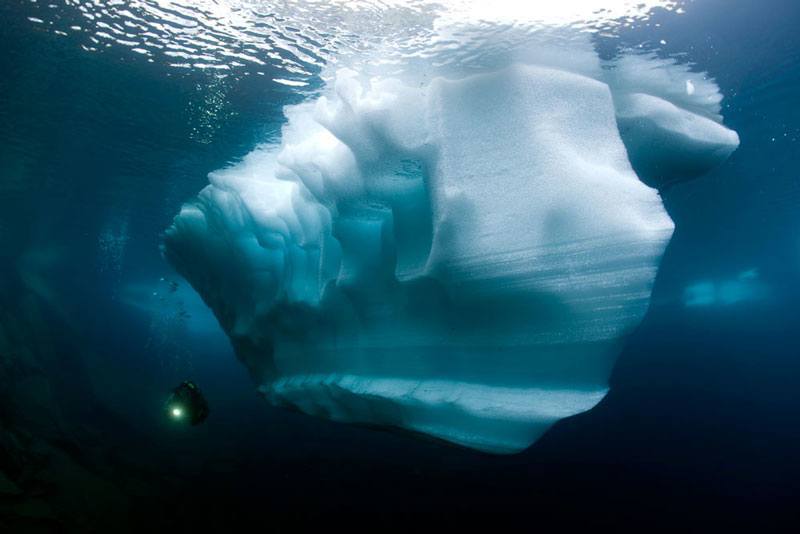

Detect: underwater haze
[1, 0, 799, 531]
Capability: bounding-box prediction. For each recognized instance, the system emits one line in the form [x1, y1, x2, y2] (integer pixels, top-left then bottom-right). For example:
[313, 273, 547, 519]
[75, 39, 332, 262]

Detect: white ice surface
[164, 47, 738, 453]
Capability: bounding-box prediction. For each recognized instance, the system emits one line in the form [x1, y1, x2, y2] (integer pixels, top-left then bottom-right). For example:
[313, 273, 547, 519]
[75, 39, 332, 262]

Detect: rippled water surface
[17, 1, 683, 80]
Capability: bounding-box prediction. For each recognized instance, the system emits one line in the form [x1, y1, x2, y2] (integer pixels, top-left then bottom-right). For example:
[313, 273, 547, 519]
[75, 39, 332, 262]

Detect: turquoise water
[1, 1, 799, 530]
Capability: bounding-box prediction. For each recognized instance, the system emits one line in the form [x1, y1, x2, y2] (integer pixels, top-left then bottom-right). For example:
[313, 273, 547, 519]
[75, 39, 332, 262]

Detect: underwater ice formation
[164, 46, 739, 453]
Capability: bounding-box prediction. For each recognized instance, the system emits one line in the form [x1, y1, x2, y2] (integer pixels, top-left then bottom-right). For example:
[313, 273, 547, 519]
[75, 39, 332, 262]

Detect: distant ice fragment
[683, 269, 767, 308]
[164, 47, 739, 454]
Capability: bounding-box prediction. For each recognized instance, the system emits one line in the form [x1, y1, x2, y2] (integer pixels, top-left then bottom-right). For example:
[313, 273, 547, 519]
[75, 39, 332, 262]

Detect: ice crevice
[164, 48, 739, 453]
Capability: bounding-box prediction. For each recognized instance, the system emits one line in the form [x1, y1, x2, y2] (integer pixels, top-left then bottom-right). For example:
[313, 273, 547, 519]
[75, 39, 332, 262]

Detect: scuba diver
[166, 381, 209, 425]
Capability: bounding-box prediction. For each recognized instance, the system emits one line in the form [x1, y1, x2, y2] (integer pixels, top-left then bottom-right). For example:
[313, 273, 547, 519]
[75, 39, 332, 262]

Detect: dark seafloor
[1, 0, 800, 531]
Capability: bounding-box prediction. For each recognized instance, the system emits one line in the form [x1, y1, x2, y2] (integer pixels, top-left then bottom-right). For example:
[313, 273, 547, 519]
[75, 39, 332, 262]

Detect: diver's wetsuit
[167, 381, 209, 425]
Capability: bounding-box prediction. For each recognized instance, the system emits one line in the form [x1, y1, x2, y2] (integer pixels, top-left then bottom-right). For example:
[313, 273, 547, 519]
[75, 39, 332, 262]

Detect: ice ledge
[261, 374, 608, 454]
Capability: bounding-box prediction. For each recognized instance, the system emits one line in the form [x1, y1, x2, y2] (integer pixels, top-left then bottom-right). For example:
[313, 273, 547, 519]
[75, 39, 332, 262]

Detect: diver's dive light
[166, 381, 209, 425]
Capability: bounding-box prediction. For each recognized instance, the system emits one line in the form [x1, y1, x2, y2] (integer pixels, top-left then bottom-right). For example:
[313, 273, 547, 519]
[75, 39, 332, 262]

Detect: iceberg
[164, 46, 738, 453]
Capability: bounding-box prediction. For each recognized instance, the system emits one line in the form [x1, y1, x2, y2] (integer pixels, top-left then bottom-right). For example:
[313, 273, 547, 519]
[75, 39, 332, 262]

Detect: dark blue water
[1, 0, 799, 530]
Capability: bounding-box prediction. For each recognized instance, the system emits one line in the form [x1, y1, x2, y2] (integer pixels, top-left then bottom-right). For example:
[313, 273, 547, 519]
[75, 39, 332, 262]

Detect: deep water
[1, 0, 799, 531]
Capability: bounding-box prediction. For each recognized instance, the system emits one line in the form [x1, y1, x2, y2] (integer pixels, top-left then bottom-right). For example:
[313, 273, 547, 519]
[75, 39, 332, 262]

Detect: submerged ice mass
[164, 44, 738, 453]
